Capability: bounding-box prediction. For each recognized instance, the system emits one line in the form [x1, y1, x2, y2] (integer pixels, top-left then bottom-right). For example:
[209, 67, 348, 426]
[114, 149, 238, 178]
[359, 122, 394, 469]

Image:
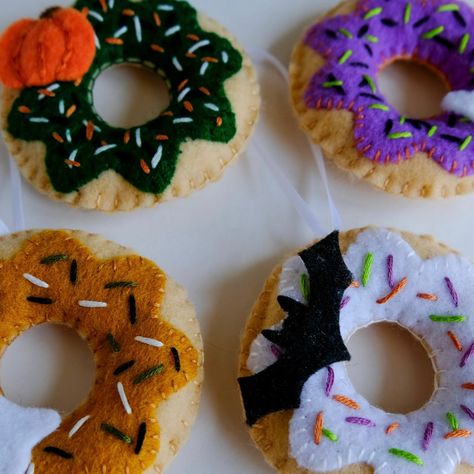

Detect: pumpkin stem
[40, 7, 61, 19]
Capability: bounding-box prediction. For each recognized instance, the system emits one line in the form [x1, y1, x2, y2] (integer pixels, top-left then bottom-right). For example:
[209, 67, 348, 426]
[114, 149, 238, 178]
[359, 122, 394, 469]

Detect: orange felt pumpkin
[0, 7, 96, 89]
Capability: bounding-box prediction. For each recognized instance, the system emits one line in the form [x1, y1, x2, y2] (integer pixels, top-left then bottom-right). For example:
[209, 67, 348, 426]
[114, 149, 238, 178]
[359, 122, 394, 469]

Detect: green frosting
[7, 0, 243, 194]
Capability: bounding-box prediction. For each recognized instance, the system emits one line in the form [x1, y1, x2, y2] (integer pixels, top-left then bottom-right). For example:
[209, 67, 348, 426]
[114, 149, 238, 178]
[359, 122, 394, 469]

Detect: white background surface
[1, 1, 474, 473]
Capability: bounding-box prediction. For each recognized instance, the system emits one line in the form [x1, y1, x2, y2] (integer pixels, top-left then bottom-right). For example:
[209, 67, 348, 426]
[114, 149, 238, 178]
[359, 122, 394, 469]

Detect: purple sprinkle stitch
[422, 422, 434, 451]
[461, 405, 474, 421]
[445, 277, 459, 307]
[340, 296, 350, 309]
[270, 344, 283, 359]
[325, 366, 335, 397]
[345, 416, 376, 427]
[460, 341, 474, 368]
[387, 255, 394, 289]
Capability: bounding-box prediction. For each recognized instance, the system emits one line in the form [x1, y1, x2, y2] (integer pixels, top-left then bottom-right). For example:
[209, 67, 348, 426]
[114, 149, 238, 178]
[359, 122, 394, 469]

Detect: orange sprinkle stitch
[52, 132, 64, 143]
[185, 52, 197, 59]
[99, 0, 107, 12]
[187, 34, 200, 41]
[151, 44, 165, 53]
[155, 135, 169, 141]
[417, 293, 438, 301]
[64, 159, 80, 168]
[106, 38, 124, 45]
[462, 383, 474, 390]
[313, 412, 324, 445]
[153, 12, 161, 27]
[202, 56, 219, 63]
[216, 117, 223, 127]
[184, 101, 194, 112]
[81, 7, 90, 15]
[122, 8, 135, 16]
[123, 131, 130, 144]
[140, 159, 151, 175]
[199, 87, 211, 96]
[386, 423, 400, 435]
[86, 121, 95, 141]
[162, 111, 174, 117]
[66, 105, 77, 118]
[448, 331, 463, 352]
[444, 429, 471, 439]
[332, 395, 360, 410]
[350, 281, 361, 288]
[38, 89, 55, 97]
[178, 79, 189, 92]
[376, 277, 408, 304]
[18, 106, 31, 114]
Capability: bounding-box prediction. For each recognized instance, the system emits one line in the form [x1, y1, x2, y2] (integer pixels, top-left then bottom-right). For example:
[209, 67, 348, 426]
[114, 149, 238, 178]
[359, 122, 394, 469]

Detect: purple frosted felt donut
[290, 0, 474, 198]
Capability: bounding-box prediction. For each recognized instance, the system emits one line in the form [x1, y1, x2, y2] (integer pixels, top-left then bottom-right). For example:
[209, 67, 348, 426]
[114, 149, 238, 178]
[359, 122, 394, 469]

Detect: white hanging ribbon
[248, 48, 343, 232]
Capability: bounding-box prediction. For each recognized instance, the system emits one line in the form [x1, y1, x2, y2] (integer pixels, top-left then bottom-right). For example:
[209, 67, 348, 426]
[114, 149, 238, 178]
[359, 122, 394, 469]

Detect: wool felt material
[0, 397, 60, 474]
[238, 231, 352, 426]
[248, 229, 474, 474]
[0, 230, 200, 474]
[443, 91, 474, 123]
[5, 0, 242, 198]
[0, 8, 96, 89]
[302, 0, 474, 178]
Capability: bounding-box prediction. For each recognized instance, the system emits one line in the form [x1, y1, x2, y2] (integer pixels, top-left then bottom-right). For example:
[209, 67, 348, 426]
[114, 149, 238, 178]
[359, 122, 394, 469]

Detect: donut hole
[377, 59, 450, 119]
[346, 322, 436, 414]
[93, 64, 170, 129]
[0, 324, 95, 414]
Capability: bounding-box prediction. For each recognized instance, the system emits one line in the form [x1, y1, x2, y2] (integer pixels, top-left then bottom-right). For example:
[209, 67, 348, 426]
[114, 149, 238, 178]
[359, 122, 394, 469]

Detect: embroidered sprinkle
[117, 382, 132, 415]
[68, 415, 91, 438]
[134, 336, 164, 347]
[23, 273, 49, 288]
[133, 364, 164, 384]
[101, 423, 132, 444]
[78, 300, 107, 308]
[388, 448, 423, 465]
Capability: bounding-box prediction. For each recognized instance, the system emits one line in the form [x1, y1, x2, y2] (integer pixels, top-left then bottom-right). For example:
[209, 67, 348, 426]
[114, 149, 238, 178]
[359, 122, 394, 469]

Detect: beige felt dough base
[238, 228, 472, 474]
[1, 13, 260, 211]
[0, 230, 204, 473]
[289, 0, 474, 199]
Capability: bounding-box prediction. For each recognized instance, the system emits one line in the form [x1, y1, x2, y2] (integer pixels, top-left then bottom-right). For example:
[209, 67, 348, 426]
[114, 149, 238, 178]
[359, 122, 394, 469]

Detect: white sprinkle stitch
[88, 10, 104, 22]
[66, 129, 72, 143]
[222, 51, 229, 63]
[173, 117, 193, 124]
[26, 464, 34, 474]
[23, 273, 49, 289]
[29, 117, 49, 123]
[94, 33, 101, 49]
[78, 300, 107, 308]
[172, 57, 183, 72]
[135, 128, 142, 147]
[68, 415, 91, 438]
[200, 62, 209, 76]
[133, 16, 142, 43]
[151, 145, 163, 169]
[135, 336, 164, 347]
[114, 26, 128, 38]
[165, 25, 181, 36]
[117, 382, 132, 415]
[67, 149, 79, 168]
[48, 84, 60, 92]
[188, 39, 210, 54]
[59, 100, 65, 115]
[204, 103, 219, 112]
[109, 0, 114, 8]
[157, 5, 174, 11]
[177, 87, 191, 102]
[95, 144, 117, 155]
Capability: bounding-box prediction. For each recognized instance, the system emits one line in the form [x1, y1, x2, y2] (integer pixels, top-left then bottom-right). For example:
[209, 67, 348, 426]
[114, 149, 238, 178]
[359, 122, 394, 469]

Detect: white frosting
[247, 229, 474, 473]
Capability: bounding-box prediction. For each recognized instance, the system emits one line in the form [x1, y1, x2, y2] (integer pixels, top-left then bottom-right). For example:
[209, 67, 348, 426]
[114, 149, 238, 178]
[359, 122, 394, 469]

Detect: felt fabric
[442, 90, 474, 122]
[6, 0, 243, 196]
[0, 231, 199, 474]
[0, 397, 60, 474]
[239, 231, 352, 426]
[0, 8, 96, 89]
[248, 229, 474, 473]
[303, 0, 474, 178]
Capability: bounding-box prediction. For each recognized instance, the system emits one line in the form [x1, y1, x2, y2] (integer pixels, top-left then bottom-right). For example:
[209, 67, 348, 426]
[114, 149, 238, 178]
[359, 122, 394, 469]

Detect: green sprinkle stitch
[361, 253, 374, 287]
[339, 50, 353, 64]
[423, 26, 445, 40]
[459, 34, 470, 54]
[404, 3, 412, 24]
[470, 67, 474, 74]
[300, 274, 310, 301]
[365, 35, 379, 43]
[369, 104, 390, 111]
[460, 135, 473, 151]
[363, 75, 377, 94]
[106, 333, 121, 353]
[339, 28, 353, 39]
[400, 116, 407, 125]
[101, 423, 132, 444]
[438, 4, 460, 12]
[40, 254, 68, 265]
[104, 281, 139, 289]
[428, 126, 438, 137]
[364, 7, 383, 20]
[322, 428, 338, 442]
[430, 315, 466, 323]
[388, 132, 413, 139]
[447, 412, 459, 430]
[323, 80, 344, 88]
[133, 364, 164, 385]
[388, 448, 423, 466]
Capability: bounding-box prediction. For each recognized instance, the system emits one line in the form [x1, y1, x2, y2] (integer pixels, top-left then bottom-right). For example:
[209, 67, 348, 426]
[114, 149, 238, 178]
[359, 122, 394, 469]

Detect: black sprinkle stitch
[171, 347, 181, 372]
[384, 119, 394, 135]
[414, 16, 430, 28]
[381, 18, 398, 27]
[43, 447, 73, 459]
[357, 24, 369, 38]
[134, 422, 147, 455]
[453, 10, 467, 28]
[359, 92, 382, 101]
[441, 134, 463, 144]
[27, 296, 53, 304]
[129, 294, 137, 325]
[70, 259, 77, 285]
[325, 29, 338, 39]
[114, 360, 136, 376]
[349, 61, 370, 69]
[364, 44, 373, 57]
[433, 36, 455, 50]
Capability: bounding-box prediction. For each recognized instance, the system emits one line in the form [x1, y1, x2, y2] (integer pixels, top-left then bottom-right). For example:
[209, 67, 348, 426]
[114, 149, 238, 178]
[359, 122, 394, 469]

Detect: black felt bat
[238, 231, 353, 426]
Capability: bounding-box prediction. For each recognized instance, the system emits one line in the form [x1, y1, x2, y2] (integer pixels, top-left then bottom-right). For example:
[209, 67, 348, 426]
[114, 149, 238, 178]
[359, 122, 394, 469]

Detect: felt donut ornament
[0, 230, 203, 474]
[239, 228, 474, 473]
[0, 0, 259, 211]
[290, 0, 474, 198]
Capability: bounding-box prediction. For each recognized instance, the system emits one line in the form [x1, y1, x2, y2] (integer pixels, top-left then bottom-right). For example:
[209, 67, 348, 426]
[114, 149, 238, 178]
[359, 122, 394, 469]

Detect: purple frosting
[304, 0, 474, 177]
